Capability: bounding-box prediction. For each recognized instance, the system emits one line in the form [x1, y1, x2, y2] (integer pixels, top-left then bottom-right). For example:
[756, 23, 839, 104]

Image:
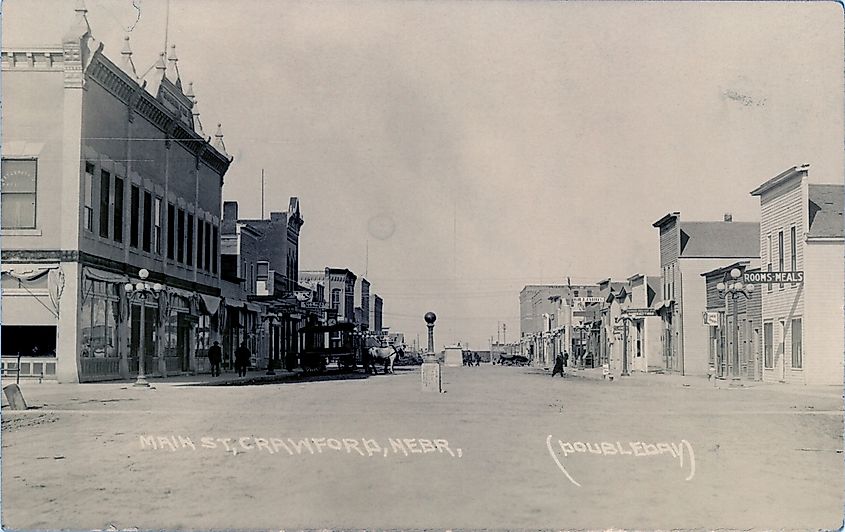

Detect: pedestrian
[563, 350, 569, 368]
[208, 341, 222, 377]
[474, 353, 480, 366]
[235, 341, 251, 377]
[552, 352, 565, 377]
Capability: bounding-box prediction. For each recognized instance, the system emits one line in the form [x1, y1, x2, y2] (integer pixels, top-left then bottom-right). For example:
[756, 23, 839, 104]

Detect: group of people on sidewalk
[206, 341, 252, 378]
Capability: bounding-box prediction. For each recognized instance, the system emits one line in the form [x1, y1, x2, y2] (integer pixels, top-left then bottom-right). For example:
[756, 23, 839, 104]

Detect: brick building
[0, 4, 231, 382]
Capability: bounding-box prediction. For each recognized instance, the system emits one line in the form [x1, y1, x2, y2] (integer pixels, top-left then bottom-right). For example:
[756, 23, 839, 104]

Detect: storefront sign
[703, 311, 720, 327]
[743, 271, 804, 284]
[622, 308, 657, 318]
[573, 297, 604, 304]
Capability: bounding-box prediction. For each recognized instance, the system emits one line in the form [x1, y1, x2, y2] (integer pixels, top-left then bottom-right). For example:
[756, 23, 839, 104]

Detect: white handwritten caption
[545, 435, 695, 487]
[139, 435, 463, 458]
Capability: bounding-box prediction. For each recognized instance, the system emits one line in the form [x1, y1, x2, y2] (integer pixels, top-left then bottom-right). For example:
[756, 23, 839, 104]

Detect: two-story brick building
[652, 213, 759, 377]
[750, 165, 844, 385]
[1, 4, 231, 382]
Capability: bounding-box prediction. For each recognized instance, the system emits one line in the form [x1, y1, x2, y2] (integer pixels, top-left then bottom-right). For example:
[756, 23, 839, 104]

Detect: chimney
[724, 213, 733, 222]
[223, 201, 238, 221]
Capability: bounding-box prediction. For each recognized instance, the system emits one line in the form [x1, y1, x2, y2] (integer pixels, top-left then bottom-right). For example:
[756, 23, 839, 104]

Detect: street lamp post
[716, 268, 754, 379]
[124, 268, 163, 388]
[614, 315, 633, 377]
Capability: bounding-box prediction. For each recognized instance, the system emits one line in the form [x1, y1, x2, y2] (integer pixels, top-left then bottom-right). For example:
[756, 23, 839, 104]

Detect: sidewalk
[1, 368, 303, 411]
[563, 365, 843, 398]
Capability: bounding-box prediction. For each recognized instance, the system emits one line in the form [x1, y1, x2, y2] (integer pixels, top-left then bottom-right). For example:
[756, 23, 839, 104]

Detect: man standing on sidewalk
[552, 352, 565, 377]
[208, 341, 222, 377]
[235, 342, 251, 377]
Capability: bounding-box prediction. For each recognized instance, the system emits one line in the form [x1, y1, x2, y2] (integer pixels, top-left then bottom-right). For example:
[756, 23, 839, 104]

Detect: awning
[3, 264, 59, 282]
[300, 322, 357, 334]
[82, 266, 127, 284]
[197, 294, 222, 316]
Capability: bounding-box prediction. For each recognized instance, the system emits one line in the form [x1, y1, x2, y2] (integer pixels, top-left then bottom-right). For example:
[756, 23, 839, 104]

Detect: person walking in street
[552, 352, 565, 377]
[235, 341, 251, 377]
[208, 341, 222, 377]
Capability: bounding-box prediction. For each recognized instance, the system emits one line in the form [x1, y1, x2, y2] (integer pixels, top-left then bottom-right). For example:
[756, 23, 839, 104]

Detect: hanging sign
[743, 271, 804, 284]
[622, 308, 657, 318]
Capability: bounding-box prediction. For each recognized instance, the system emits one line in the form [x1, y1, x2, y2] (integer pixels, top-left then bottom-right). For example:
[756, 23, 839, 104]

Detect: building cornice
[750, 164, 808, 197]
[86, 52, 232, 177]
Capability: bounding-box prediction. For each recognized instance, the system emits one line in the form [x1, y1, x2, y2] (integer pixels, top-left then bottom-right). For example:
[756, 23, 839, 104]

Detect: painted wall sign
[743, 271, 804, 284]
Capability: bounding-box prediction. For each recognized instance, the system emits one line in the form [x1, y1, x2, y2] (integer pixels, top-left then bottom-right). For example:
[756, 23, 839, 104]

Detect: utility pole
[503, 323, 507, 344]
[261, 168, 265, 218]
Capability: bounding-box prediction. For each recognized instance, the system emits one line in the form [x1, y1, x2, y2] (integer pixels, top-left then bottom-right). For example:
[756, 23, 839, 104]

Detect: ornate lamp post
[424, 312, 436, 358]
[717, 268, 754, 378]
[124, 268, 163, 387]
[421, 312, 441, 392]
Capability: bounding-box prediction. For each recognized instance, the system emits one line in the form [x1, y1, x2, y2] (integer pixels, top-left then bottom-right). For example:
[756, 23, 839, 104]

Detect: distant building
[519, 283, 599, 368]
[354, 277, 371, 331]
[652, 212, 760, 376]
[750, 165, 844, 385]
[370, 294, 384, 333]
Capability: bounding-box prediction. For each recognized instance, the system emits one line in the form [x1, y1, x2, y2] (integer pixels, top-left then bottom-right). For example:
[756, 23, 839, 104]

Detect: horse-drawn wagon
[297, 321, 361, 373]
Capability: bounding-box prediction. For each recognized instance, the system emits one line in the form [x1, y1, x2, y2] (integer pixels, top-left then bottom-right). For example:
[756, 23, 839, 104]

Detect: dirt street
[2, 366, 843, 530]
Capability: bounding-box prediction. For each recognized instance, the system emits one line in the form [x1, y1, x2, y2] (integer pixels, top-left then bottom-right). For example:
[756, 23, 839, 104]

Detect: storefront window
[80, 281, 118, 358]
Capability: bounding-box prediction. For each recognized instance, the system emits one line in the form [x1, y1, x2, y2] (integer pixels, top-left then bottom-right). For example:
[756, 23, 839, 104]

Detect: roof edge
[750, 164, 808, 196]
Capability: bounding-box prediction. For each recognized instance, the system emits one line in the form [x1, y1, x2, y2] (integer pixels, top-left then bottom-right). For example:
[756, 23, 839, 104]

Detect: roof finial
[212, 123, 229, 157]
[121, 35, 138, 79]
[64, 0, 92, 42]
[191, 96, 205, 137]
[155, 51, 166, 72]
[166, 44, 181, 87]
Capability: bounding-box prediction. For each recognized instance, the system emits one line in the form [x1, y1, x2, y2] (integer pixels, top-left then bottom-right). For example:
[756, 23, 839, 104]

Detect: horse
[366, 344, 404, 375]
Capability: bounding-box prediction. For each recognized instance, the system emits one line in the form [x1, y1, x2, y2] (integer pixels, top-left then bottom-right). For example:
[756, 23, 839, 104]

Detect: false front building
[750, 165, 844, 385]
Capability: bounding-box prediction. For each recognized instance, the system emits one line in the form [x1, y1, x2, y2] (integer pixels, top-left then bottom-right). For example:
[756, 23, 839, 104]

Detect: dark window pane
[130, 186, 140, 248]
[99, 170, 110, 238]
[177, 209, 185, 263]
[212, 225, 218, 274]
[113, 177, 124, 242]
[167, 204, 175, 259]
[197, 221, 204, 270]
[186, 213, 194, 266]
[142, 192, 152, 252]
[205, 221, 212, 270]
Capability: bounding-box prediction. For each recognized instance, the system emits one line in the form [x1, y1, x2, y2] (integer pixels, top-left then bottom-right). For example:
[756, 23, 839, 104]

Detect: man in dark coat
[208, 341, 222, 377]
[235, 341, 251, 377]
[552, 352, 565, 377]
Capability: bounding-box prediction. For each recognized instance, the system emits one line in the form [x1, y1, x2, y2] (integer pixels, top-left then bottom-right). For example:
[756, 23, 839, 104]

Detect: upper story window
[130, 185, 140, 248]
[113, 177, 124, 243]
[83, 162, 94, 232]
[142, 191, 152, 253]
[153, 198, 162, 255]
[196, 220, 204, 270]
[766, 234, 773, 292]
[211, 225, 219, 275]
[186, 213, 194, 267]
[99, 170, 110, 238]
[790, 226, 797, 272]
[1, 159, 37, 229]
[331, 288, 341, 311]
[177, 209, 185, 263]
[167, 204, 175, 260]
[778, 230, 784, 288]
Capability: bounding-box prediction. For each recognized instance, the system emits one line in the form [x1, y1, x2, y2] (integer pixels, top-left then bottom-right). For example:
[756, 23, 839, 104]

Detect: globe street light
[716, 267, 754, 379]
[124, 268, 163, 387]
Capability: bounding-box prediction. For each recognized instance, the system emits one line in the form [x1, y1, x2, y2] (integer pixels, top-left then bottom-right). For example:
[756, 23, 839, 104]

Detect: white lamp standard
[716, 268, 754, 379]
[124, 268, 163, 387]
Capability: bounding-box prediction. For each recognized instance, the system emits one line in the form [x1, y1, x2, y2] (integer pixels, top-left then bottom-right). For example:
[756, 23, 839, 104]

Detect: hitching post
[421, 312, 442, 392]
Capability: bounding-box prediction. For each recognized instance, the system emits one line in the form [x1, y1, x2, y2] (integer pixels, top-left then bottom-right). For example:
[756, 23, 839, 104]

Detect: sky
[4, 0, 844, 349]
